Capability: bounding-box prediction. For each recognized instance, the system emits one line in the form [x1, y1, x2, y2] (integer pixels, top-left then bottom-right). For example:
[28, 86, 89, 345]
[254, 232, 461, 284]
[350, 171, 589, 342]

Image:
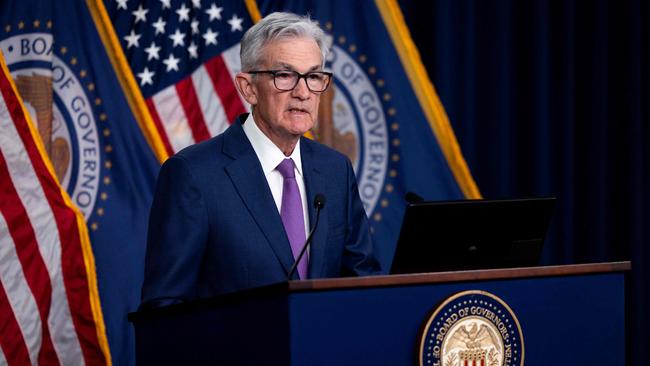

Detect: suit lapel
[223, 121, 295, 276]
[301, 139, 329, 278]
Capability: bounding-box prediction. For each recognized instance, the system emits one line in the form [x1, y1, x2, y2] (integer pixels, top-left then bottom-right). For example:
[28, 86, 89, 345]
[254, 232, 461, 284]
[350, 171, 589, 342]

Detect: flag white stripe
[192, 65, 229, 136]
[222, 44, 250, 112]
[0, 212, 41, 366]
[0, 344, 6, 365]
[152, 84, 195, 152]
[0, 96, 84, 365]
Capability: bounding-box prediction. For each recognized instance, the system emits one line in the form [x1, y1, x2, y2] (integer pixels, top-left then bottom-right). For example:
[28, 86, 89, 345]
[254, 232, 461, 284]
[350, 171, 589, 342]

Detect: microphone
[405, 191, 425, 204]
[287, 194, 326, 280]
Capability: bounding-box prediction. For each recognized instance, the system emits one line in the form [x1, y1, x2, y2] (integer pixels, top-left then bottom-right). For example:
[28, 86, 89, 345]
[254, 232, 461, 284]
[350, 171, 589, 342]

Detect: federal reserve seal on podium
[419, 290, 524, 366]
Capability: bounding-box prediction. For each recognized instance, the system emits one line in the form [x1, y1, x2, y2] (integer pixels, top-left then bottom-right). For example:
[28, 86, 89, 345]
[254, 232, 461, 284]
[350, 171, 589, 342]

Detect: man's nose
[291, 77, 311, 99]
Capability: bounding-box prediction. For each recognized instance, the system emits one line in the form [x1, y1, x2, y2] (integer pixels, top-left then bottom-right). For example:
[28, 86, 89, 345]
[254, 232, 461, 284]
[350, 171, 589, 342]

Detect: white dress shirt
[242, 114, 310, 238]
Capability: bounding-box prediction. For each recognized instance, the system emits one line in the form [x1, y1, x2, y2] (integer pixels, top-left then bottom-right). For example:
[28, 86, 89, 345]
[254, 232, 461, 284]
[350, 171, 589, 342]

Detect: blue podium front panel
[288, 273, 625, 366]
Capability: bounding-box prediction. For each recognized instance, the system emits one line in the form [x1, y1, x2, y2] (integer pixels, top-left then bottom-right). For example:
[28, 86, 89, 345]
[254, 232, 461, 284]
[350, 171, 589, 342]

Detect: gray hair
[240, 12, 328, 71]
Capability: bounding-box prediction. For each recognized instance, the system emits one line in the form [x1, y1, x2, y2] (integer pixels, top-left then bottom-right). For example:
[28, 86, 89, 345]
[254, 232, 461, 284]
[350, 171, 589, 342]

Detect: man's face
[248, 37, 323, 141]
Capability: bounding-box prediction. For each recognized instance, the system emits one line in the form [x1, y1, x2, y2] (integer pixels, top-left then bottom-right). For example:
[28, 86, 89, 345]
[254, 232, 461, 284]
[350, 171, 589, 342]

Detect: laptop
[390, 197, 556, 274]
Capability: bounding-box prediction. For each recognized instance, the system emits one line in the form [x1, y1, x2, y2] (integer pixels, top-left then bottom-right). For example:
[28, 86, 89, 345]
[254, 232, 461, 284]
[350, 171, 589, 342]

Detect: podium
[130, 262, 629, 365]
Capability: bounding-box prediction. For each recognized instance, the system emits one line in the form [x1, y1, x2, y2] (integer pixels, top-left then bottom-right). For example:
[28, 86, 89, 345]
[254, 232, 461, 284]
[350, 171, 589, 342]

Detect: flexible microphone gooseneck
[287, 194, 326, 280]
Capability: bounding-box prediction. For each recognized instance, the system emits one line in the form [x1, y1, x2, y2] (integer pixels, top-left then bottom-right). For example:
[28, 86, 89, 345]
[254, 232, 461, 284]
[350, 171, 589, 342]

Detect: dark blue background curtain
[399, 0, 649, 364]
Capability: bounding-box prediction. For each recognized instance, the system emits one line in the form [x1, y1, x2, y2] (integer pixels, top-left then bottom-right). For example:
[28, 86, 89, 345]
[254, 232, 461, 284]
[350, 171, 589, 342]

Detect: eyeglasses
[247, 70, 333, 92]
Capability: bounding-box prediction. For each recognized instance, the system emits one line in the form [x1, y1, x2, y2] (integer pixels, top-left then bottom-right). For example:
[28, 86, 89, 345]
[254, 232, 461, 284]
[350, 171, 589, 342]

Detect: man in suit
[141, 12, 381, 308]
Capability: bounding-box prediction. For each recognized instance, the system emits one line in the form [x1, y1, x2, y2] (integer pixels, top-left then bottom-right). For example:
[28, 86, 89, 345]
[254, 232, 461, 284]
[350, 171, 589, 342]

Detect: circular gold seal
[419, 290, 524, 366]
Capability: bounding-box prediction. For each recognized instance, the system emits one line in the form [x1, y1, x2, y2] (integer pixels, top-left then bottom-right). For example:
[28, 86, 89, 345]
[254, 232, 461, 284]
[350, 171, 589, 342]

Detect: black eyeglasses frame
[247, 70, 333, 92]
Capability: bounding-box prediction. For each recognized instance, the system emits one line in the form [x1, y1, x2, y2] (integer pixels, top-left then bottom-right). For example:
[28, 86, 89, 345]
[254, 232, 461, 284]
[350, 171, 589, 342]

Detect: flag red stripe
[145, 98, 175, 156]
[0, 280, 32, 366]
[0, 71, 106, 365]
[175, 77, 211, 143]
[204, 56, 246, 123]
[0, 114, 60, 366]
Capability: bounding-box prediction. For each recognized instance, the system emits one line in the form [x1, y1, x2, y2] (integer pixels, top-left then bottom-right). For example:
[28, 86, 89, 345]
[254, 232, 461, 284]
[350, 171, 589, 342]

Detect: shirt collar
[242, 113, 303, 177]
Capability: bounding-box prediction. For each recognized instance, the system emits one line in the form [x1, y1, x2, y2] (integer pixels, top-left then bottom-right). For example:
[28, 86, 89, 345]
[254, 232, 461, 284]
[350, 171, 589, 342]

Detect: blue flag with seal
[255, 0, 481, 268]
[0, 1, 162, 364]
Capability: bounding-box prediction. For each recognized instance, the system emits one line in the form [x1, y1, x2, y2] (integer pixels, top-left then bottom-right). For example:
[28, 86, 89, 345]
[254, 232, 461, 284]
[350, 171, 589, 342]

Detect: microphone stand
[287, 195, 325, 280]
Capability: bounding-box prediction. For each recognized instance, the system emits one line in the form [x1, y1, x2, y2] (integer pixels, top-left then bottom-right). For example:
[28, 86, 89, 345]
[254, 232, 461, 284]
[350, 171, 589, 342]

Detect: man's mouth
[288, 107, 309, 114]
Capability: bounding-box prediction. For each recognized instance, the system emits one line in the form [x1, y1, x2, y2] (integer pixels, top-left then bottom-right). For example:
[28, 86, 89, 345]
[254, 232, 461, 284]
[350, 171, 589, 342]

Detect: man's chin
[284, 117, 315, 135]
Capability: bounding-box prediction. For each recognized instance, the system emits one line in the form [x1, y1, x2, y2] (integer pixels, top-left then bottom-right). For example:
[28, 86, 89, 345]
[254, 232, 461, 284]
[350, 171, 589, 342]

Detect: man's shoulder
[169, 135, 222, 167]
[172, 120, 244, 165]
[301, 136, 351, 166]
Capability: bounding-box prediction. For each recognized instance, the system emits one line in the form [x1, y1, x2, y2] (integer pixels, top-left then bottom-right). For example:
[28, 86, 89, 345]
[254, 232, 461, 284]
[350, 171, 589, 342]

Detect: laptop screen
[390, 197, 556, 274]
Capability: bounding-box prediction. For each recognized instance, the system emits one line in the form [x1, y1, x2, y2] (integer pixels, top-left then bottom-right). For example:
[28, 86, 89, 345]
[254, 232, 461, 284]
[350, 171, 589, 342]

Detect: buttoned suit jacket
[141, 115, 381, 308]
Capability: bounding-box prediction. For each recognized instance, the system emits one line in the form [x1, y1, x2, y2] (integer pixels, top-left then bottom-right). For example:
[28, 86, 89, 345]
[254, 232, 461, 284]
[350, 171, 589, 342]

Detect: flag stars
[169, 29, 185, 47]
[137, 67, 155, 85]
[46, 20, 52, 29]
[206, 3, 223, 21]
[187, 42, 198, 59]
[116, 0, 128, 10]
[191, 0, 201, 9]
[100, 113, 108, 121]
[18, 21, 24, 29]
[88, 83, 95, 91]
[97, 207, 105, 216]
[203, 28, 218, 46]
[105, 160, 112, 169]
[132, 4, 148, 23]
[103, 176, 111, 184]
[152, 17, 166, 35]
[160, 0, 171, 9]
[176, 4, 191, 22]
[60, 46, 68, 54]
[163, 54, 180, 72]
[124, 30, 141, 48]
[144, 41, 161, 60]
[191, 19, 200, 34]
[228, 14, 243, 32]
[91, 222, 98, 231]
[33, 20, 40, 28]
[101, 192, 109, 200]
[95, 98, 102, 106]
[80, 70, 87, 78]
[71, 57, 77, 65]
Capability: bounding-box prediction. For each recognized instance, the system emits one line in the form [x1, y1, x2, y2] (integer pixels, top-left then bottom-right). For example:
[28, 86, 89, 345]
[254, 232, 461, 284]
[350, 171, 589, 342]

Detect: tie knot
[277, 158, 296, 179]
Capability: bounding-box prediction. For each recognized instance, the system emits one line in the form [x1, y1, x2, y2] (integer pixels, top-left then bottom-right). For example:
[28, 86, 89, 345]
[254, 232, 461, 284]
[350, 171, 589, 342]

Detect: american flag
[106, 0, 254, 155]
[0, 53, 109, 365]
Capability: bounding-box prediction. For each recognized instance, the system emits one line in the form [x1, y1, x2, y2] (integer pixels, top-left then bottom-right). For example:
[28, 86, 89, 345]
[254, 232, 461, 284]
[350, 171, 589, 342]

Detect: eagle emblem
[419, 290, 524, 366]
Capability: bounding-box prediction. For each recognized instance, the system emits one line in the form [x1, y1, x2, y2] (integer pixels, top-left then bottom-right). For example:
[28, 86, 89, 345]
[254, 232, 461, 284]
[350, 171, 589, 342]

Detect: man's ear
[234, 72, 258, 105]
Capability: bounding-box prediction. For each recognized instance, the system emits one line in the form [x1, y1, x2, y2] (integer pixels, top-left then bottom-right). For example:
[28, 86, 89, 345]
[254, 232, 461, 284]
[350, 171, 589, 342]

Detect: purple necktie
[276, 158, 308, 279]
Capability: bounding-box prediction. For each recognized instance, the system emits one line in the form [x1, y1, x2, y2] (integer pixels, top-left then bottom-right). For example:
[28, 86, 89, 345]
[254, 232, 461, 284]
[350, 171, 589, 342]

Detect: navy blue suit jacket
[141, 116, 381, 308]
